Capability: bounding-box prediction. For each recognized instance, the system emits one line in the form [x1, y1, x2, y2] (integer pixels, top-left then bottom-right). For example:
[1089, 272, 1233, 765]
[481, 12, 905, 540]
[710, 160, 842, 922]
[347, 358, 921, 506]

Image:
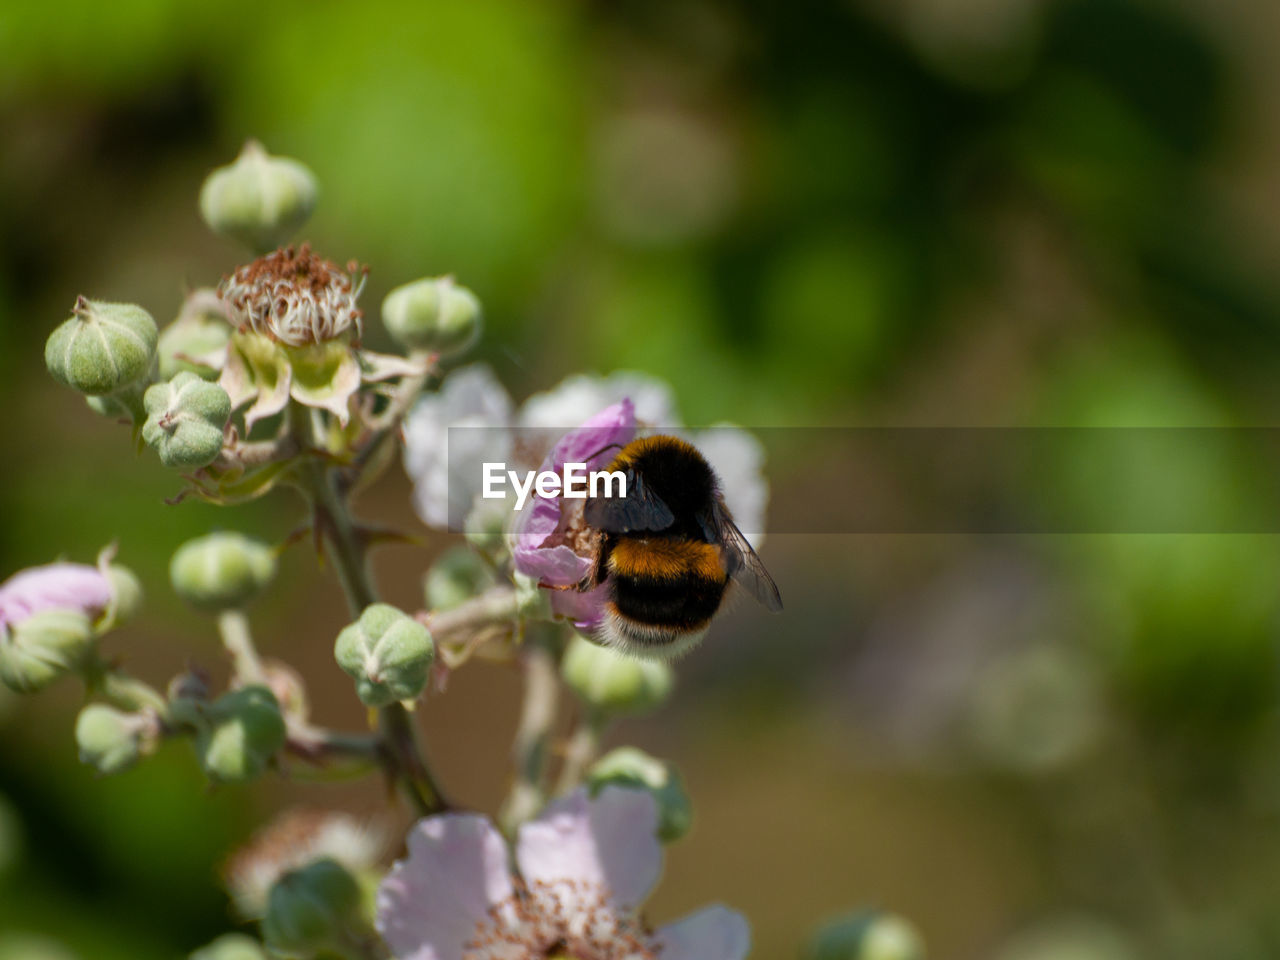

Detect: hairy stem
[499, 641, 560, 834]
[217, 608, 265, 684]
[422, 585, 521, 644]
[555, 710, 608, 796]
[87, 661, 168, 716]
[284, 717, 382, 780]
[301, 459, 447, 815]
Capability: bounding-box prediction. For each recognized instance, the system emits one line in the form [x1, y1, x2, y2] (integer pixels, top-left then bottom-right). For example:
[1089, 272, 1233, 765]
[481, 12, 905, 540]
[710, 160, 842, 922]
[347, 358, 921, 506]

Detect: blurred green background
[6, 0, 1280, 957]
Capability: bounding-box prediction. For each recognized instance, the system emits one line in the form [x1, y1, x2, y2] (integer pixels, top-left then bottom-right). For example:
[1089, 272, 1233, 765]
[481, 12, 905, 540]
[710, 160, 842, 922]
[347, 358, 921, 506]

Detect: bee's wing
[583, 469, 676, 533]
[704, 499, 783, 612]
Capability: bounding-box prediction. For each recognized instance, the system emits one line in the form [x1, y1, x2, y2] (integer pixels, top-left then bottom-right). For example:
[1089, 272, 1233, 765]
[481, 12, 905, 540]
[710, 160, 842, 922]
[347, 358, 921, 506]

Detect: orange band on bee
[608, 537, 724, 582]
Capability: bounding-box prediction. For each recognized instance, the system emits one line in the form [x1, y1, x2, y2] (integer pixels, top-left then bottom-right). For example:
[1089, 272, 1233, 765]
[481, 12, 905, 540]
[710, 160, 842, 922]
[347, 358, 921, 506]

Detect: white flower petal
[403, 364, 513, 528]
[518, 371, 681, 430]
[515, 787, 662, 911]
[376, 814, 515, 960]
[690, 424, 769, 544]
[655, 905, 752, 960]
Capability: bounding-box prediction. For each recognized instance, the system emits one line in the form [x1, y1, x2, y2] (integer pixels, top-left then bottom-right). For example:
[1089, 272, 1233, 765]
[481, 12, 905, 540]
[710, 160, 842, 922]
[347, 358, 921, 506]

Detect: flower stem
[300, 459, 447, 815]
[555, 710, 608, 796]
[422, 585, 521, 644]
[217, 608, 265, 684]
[284, 717, 382, 780]
[96, 668, 169, 716]
[499, 641, 559, 834]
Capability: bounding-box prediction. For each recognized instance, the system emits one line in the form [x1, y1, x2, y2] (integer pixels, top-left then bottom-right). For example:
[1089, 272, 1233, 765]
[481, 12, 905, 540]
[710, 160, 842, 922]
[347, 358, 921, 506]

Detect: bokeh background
[5, 0, 1280, 957]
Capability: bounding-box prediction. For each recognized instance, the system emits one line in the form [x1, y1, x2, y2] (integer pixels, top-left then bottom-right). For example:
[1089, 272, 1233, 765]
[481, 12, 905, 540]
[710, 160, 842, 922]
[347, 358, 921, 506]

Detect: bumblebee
[578, 434, 782, 658]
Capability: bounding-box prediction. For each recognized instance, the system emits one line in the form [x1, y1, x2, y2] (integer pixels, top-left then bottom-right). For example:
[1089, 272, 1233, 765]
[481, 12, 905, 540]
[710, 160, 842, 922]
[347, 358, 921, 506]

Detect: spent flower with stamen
[220, 244, 367, 348]
[217, 246, 373, 429]
[377, 786, 750, 960]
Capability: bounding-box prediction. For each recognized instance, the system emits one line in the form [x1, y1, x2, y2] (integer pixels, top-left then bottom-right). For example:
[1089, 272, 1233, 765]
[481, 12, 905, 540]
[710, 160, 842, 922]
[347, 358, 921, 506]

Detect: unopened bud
[588, 747, 692, 841]
[199, 141, 318, 253]
[381, 276, 482, 357]
[159, 289, 232, 380]
[0, 610, 94, 693]
[262, 858, 367, 958]
[807, 912, 926, 960]
[0, 559, 140, 692]
[85, 381, 147, 423]
[142, 372, 231, 469]
[334, 604, 434, 708]
[195, 685, 286, 784]
[45, 297, 157, 396]
[170, 533, 276, 612]
[561, 635, 673, 715]
[75, 703, 154, 775]
[424, 546, 494, 612]
[100, 562, 143, 632]
[190, 934, 270, 960]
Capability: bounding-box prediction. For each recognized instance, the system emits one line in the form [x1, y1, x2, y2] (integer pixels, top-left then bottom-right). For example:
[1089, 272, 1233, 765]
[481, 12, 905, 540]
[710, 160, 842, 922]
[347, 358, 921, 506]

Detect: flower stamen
[219, 244, 368, 347]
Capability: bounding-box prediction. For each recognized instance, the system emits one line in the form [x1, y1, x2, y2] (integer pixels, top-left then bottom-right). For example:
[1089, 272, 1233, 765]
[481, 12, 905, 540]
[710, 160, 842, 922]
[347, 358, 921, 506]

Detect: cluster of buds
[42, 141, 482, 508]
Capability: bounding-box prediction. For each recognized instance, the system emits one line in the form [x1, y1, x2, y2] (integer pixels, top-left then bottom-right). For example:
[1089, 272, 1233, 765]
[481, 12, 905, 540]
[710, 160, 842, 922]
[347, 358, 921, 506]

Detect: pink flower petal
[0, 563, 112, 630]
[511, 499, 588, 586]
[511, 400, 636, 631]
[515, 787, 662, 912]
[654, 905, 752, 960]
[544, 398, 636, 474]
[550, 582, 609, 631]
[376, 814, 516, 960]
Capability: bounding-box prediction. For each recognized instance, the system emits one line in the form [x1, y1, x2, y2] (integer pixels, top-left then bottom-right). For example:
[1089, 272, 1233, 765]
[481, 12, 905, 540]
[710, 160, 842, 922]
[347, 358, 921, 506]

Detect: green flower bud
[463, 497, 512, 560]
[85, 380, 147, 423]
[75, 703, 154, 775]
[806, 912, 926, 960]
[561, 635, 673, 716]
[190, 933, 270, 960]
[381, 276, 482, 357]
[142, 372, 231, 469]
[262, 858, 367, 959]
[513, 573, 553, 620]
[170, 532, 277, 612]
[424, 546, 494, 612]
[588, 747, 692, 841]
[45, 297, 158, 396]
[159, 289, 232, 380]
[195, 685, 286, 784]
[334, 604, 434, 708]
[0, 610, 94, 693]
[100, 562, 143, 632]
[200, 141, 318, 253]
